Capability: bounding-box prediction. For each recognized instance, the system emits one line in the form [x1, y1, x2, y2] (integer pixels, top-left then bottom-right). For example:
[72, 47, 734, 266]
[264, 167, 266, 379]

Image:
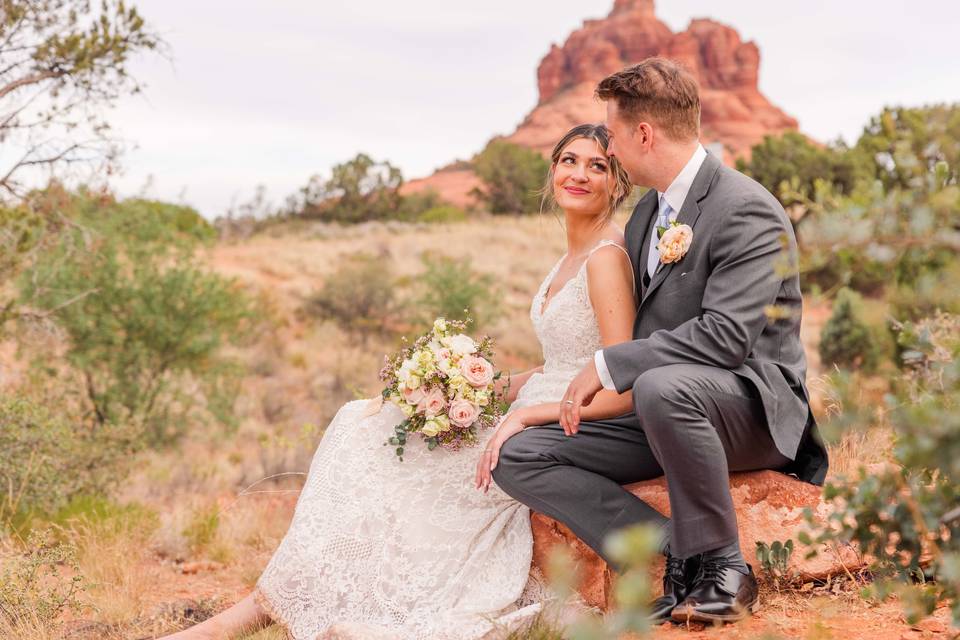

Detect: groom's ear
[635, 121, 654, 148]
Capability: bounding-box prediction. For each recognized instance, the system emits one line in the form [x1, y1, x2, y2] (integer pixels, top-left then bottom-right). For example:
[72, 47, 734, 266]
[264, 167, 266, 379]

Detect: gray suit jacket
[604, 152, 828, 484]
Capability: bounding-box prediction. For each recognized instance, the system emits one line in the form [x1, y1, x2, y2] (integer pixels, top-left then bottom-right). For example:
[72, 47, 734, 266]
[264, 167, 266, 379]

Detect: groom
[493, 57, 828, 625]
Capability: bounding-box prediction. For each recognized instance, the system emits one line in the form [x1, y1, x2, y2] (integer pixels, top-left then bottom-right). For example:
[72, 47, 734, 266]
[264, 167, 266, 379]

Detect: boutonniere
[656, 220, 693, 264]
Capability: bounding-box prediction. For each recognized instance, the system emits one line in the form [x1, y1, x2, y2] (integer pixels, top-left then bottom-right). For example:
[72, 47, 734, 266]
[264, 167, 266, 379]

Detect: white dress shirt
[594, 144, 708, 391]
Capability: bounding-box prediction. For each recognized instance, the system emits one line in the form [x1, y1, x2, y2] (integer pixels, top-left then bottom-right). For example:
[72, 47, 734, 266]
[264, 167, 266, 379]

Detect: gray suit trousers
[492, 363, 790, 566]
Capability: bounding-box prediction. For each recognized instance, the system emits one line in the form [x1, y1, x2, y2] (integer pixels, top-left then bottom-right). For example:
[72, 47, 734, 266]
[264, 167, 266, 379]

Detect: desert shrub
[305, 253, 397, 341]
[796, 159, 958, 300]
[417, 204, 467, 224]
[0, 395, 117, 530]
[738, 131, 871, 206]
[818, 288, 883, 371]
[19, 191, 255, 448]
[411, 253, 499, 328]
[395, 190, 467, 223]
[0, 531, 85, 628]
[854, 104, 960, 190]
[289, 153, 403, 223]
[808, 312, 960, 626]
[472, 139, 550, 214]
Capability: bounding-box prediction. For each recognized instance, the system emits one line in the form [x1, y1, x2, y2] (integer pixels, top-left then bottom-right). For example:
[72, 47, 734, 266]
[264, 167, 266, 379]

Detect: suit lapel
[627, 189, 658, 294]
[640, 152, 722, 306]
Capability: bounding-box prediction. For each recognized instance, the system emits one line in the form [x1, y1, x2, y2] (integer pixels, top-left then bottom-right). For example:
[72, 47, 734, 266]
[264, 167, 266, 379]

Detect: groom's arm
[602, 194, 794, 394]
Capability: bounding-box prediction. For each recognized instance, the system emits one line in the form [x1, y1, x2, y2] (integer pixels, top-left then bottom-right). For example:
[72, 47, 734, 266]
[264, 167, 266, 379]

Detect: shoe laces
[698, 555, 730, 584]
[664, 554, 685, 586]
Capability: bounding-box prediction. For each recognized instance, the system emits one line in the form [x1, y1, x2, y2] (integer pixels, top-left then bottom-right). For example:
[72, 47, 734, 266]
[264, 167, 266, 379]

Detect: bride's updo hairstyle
[540, 123, 632, 222]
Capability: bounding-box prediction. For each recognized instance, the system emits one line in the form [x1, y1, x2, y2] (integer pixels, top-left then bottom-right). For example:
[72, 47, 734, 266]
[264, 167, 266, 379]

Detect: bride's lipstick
[563, 186, 590, 195]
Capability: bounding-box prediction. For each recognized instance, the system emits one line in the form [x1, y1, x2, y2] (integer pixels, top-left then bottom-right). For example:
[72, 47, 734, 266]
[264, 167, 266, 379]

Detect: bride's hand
[475, 411, 528, 494]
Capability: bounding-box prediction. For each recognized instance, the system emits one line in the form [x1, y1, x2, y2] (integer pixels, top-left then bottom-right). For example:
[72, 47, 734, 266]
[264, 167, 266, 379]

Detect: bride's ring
[564, 400, 575, 404]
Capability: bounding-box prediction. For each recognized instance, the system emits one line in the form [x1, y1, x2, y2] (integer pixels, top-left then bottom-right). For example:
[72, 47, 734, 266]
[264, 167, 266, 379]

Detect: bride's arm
[477, 245, 637, 491]
[495, 366, 544, 404]
[515, 244, 637, 426]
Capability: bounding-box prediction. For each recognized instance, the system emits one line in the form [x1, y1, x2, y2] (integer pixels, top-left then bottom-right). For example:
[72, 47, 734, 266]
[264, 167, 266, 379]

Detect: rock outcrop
[406, 0, 800, 207]
[531, 470, 862, 611]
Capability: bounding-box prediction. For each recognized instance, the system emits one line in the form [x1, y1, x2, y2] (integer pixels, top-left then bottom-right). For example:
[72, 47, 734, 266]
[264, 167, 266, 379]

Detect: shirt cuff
[594, 350, 616, 391]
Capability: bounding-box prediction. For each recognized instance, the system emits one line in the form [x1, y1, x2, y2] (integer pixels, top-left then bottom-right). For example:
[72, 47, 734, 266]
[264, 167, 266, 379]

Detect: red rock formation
[508, 0, 798, 160]
[407, 0, 801, 207]
[531, 470, 863, 611]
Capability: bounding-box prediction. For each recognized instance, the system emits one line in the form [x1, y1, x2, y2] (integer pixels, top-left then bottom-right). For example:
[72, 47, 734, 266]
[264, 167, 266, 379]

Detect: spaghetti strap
[585, 240, 636, 294]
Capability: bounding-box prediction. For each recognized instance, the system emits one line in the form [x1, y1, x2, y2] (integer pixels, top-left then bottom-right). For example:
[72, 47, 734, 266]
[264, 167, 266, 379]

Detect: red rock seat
[530, 470, 861, 610]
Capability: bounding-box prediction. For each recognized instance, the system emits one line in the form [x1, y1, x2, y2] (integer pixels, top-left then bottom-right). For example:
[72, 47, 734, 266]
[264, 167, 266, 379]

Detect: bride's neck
[563, 211, 607, 257]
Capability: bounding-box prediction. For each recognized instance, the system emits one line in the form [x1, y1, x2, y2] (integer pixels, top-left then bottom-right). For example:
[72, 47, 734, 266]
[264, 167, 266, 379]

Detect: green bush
[291, 153, 404, 223]
[19, 191, 254, 448]
[417, 205, 466, 224]
[411, 253, 499, 328]
[305, 253, 397, 341]
[472, 139, 550, 214]
[0, 395, 116, 530]
[0, 531, 85, 629]
[738, 131, 871, 206]
[819, 288, 882, 371]
[808, 312, 960, 626]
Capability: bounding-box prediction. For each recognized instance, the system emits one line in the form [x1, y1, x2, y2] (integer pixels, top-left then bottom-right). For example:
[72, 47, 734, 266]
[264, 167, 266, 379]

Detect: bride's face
[551, 137, 614, 218]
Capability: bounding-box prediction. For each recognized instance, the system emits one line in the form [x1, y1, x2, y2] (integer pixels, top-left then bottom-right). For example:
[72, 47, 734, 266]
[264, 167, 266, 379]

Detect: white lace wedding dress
[255, 240, 625, 640]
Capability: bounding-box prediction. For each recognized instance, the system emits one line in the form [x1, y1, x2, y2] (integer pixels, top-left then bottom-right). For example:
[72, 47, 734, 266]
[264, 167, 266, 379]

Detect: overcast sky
[104, 0, 960, 218]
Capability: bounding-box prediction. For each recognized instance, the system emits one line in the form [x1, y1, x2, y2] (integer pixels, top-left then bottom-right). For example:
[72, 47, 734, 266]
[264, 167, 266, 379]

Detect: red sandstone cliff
[402, 0, 800, 208]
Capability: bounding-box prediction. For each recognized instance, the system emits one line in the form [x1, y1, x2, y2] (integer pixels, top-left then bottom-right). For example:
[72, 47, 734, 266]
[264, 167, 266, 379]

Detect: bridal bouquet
[379, 318, 503, 461]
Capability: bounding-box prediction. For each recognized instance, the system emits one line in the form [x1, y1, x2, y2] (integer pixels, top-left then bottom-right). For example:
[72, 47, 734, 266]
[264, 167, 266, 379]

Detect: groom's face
[605, 100, 647, 187]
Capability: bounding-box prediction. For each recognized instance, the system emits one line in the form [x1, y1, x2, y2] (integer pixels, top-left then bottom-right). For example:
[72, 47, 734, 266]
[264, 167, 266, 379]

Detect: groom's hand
[560, 361, 602, 435]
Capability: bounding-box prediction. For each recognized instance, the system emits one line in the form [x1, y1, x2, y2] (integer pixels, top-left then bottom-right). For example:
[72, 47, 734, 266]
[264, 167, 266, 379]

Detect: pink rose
[417, 386, 447, 417]
[448, 399, 481, 428]
[460, 355, 494, 388]
[401, 384, 425, 405]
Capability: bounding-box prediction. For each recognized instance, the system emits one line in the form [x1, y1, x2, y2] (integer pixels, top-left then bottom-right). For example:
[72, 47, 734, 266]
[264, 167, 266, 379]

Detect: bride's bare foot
[157, 593, 270, 639]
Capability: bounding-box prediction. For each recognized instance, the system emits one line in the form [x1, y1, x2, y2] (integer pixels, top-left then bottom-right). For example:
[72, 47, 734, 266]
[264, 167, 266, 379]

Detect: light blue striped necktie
[647, 197, 673, 277]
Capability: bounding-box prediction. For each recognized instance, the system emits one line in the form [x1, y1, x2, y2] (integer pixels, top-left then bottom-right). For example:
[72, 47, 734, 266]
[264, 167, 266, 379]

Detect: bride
[163, 123, 637, 640]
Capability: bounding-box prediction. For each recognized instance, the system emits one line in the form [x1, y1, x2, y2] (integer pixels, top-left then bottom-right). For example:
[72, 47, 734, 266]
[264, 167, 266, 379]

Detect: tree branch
[0, 69, 62, 101]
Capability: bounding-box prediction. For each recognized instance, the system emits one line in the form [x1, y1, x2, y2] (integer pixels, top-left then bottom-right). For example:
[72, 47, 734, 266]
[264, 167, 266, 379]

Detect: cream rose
[422, 415, 450, 437]
[460, 355, 494, 388]
[657, 224, 693, 264]
[417, 386, 447, 417]
[444, 334, 476, 356]
[448, 399, 481, 428]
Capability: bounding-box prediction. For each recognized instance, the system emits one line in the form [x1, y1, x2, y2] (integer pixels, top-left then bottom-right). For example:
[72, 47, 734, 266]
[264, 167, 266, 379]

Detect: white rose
[432, 318, 448, 335]
[443, 334, 476, 356]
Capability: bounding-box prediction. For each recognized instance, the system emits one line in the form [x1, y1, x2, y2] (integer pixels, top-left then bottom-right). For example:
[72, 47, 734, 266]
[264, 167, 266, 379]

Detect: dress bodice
[510, 240, 629, 411]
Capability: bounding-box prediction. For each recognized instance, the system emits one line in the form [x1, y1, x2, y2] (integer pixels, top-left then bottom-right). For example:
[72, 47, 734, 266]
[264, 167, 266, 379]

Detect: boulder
[531, 470, 863, 611]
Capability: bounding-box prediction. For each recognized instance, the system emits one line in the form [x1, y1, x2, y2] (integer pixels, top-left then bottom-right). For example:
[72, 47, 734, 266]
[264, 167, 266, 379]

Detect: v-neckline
[539, 254, 582, 317]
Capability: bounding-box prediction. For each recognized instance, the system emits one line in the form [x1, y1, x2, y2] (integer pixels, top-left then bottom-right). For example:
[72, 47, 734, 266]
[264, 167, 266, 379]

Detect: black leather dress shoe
[648, 553, 699, 624]
[670, 557, 758, 624]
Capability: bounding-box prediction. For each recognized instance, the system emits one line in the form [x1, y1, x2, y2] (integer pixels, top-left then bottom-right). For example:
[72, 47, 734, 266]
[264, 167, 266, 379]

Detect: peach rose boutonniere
[656, 221, 694, 265]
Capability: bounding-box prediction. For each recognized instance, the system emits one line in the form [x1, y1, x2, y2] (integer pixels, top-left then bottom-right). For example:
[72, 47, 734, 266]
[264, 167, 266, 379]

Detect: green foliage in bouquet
[807, 312, 960, 626]
[19, 189, 254, 449]
[472, 140, 550, 214]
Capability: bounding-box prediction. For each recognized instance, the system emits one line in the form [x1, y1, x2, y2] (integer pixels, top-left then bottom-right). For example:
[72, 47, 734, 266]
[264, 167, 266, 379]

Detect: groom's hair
[596, 57, 701, 142]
